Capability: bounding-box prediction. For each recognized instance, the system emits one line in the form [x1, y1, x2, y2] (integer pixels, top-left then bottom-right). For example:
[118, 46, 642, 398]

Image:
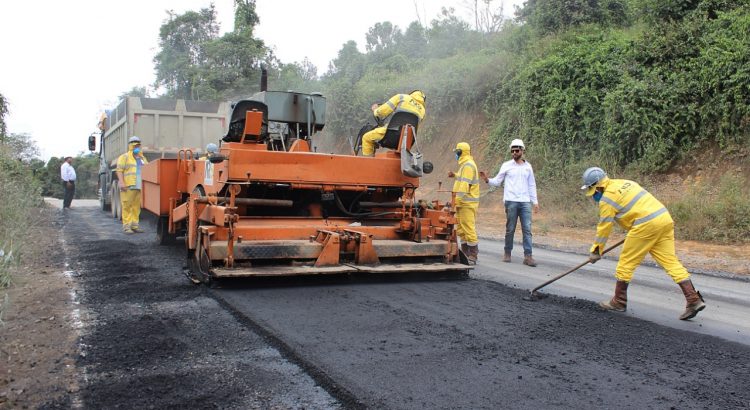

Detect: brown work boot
[503, 252, 511, 263]
[461, 243, 469, 256]
[523, 255, 537, 267]
[466, 245, 478, 265]
[678, 280, 706, 320]
[599, 280, 628, 312]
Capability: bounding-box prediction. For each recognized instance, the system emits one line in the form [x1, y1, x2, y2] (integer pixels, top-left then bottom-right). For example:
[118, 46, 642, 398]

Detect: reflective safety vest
[116, 151, 148, 187]
[374, 94, 426, 123]
[452, 155, 480, 209]
[590, 178, 672, 253]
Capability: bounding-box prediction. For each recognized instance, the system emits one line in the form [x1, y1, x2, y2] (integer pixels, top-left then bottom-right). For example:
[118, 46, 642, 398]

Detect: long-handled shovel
[522, 238, 626, 301]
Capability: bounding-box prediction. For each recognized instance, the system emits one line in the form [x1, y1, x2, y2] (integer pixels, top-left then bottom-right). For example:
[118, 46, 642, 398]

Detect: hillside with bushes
[311, 0, 750, 243]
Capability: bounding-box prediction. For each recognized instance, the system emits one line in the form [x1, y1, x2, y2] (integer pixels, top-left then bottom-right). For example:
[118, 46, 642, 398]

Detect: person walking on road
[448, 142, 480, 264]
[116, 136, 148, 234]
[480, 139, 539, 266]
[60, 156, 76, 209]
[581, 167, 706, 320]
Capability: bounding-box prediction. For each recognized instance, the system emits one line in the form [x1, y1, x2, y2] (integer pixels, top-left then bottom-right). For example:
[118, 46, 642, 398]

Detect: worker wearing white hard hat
[581, 167, 706, 320]
[199, 143, 219, 160]
[480, 138, 540, 266]
[116, 136, 148, 234]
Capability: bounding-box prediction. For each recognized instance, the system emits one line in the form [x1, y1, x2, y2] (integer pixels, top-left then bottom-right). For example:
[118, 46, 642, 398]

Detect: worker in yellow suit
[581, 167, 706, 320]
[116, 136, 149, 234]
[361, 90, 426, 156]
[449, 142, 480, 264]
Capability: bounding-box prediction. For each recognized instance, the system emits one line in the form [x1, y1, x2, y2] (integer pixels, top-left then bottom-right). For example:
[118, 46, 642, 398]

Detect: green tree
[365, 22, 400, 54]
[0, 133, 39, 162]
[425, 7, 476, 58]
[395, 22, 428, 59]
[153, 3, 269, 101]
[153, 6, 220, 99]
[515, 0, 631, 35]
[234, 0, 260, 33]
[119, 86, 149, 100]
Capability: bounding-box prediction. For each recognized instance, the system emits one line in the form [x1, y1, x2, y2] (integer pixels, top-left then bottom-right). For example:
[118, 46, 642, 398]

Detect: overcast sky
[0, 0, 521, 160]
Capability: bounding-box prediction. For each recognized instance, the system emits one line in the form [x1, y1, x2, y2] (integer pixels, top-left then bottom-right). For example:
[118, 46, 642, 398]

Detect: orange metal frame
[139, 111, 462, 275]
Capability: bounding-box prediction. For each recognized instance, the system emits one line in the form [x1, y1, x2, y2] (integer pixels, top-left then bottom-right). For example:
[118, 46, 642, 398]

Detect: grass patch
[0, 148, 42, 321]
[669, 174, 750, 244]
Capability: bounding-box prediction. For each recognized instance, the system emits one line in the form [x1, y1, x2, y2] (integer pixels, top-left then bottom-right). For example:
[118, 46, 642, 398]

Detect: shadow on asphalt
[212, 270, 471, 290]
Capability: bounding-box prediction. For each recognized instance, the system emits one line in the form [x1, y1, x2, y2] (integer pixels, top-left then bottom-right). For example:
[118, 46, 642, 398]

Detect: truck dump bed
[102, 97, 230, 164]
[98, 97, 230, 214]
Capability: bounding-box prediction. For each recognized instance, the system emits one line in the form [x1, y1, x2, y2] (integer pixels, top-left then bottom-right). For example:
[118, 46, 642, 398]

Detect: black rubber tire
[112, 183, 122, 221]
[100, 177, 111, 212]
[156, 216, 177, 246]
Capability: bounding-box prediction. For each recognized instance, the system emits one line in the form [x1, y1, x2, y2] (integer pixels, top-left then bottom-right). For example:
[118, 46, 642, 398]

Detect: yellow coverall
[116, 148, 148, 230]
[362, 92, 426, 156]
[591, 178, 689, 283]
[452, 152, 480, 245]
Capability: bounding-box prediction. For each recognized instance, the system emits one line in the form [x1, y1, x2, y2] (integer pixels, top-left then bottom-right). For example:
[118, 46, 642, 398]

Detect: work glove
[447, 171, 455, 178]
[589, 253, 601, 264]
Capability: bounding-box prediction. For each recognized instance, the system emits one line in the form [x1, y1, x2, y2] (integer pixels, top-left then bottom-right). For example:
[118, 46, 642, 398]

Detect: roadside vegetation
[0, 94, 43, 318]
[0, 95, 101, 318]
[670, 174, 750, 243]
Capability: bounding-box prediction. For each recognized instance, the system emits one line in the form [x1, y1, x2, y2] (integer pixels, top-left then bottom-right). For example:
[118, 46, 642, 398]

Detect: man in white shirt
[60, 156, 76, 209]
[480, 139, 540, 266]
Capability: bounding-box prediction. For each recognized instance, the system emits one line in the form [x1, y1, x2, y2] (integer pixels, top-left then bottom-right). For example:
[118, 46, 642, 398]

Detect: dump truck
[89, 97, 231, 218]
[137, 74, 471, 283]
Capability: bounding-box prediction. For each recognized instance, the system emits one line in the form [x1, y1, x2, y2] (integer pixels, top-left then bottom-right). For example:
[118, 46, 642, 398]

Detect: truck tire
[100, 176, 111, 212]
[111, 182, 122, 221]
[156, 216, 177, 245]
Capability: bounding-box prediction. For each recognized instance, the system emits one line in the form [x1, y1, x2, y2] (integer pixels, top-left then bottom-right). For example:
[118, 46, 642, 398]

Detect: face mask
[455, 153, 460, 161]
[592, 190, 603, 202]
[133, 147, 141, 155]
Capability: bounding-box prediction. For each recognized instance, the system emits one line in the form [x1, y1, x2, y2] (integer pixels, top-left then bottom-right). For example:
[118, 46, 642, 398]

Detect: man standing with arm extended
[116, 136, 148, 234]
[448, 142, 480, 264]
[480, 139, 540, 266]
[581, 167, 706, 320]
[60, 156, 76, 209]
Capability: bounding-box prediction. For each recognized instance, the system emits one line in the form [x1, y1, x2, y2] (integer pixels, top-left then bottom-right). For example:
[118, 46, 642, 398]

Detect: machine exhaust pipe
[260, 66, 268, 92]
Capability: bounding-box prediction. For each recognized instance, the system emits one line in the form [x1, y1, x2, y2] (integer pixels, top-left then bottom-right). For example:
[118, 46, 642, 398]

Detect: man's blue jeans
[504, 201, 533, 256]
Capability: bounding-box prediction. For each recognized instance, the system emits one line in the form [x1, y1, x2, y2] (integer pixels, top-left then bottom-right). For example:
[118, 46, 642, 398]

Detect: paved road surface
[51, 199, 750, 409]
[472, 239, 750, 346]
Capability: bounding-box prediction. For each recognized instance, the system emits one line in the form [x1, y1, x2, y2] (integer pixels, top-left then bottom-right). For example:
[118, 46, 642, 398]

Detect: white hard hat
[128, 136, 141, 144]
[509, 138, 525, 149]
[206, 143, 219, 153]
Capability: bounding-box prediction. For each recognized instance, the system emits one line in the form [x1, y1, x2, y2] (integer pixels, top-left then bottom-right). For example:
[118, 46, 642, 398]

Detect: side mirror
[88, 135, 96, 152]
